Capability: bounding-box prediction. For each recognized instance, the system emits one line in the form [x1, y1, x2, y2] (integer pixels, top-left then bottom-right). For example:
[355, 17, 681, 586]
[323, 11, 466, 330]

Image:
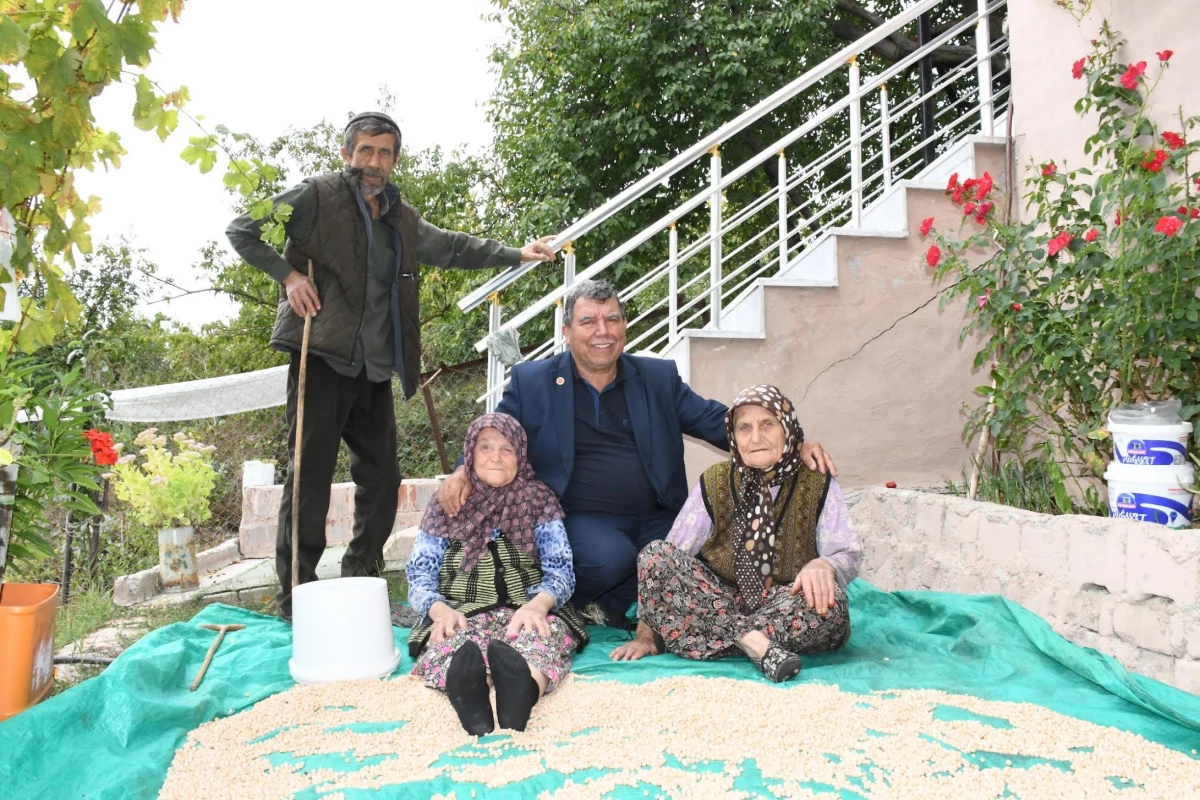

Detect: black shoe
[750, 643, 802, 683]
[444, 642, 494, 736]
[487, 639, 541, 732]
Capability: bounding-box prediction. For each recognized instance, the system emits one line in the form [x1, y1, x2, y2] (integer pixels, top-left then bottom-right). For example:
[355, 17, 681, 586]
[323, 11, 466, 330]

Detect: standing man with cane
[227, 112, 556, 620]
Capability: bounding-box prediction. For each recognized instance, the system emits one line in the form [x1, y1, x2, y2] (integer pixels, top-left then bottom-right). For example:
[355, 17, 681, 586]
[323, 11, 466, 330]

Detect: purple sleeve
[816, 479, 862, 588]
[666, 482, 714, 556]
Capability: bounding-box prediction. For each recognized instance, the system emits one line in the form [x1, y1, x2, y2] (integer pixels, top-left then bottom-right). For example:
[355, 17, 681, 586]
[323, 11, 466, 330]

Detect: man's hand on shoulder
[438, 465, 473, 516]
[283, 271, 321, 318]
[520, 235, 557, 263]
[800, 440, 838, 477]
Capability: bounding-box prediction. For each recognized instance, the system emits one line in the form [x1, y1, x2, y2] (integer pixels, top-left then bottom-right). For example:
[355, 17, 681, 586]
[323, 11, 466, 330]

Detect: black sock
[487, 638, 541, 732]
[444, 641, 494, 736]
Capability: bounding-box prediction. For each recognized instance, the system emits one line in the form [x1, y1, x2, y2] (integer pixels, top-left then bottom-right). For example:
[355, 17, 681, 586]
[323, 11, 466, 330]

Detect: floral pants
[411, 607, 577, 693]
[636, 540, 851, 661]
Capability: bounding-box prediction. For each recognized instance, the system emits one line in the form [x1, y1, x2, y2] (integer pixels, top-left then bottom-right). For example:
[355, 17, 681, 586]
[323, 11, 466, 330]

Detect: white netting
[105, 366, 287, 422]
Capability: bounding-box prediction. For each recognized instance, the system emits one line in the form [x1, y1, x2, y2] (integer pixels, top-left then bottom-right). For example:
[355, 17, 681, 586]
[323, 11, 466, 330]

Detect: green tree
[0, 0, 188, 353]
[482, 0, 1001, 341]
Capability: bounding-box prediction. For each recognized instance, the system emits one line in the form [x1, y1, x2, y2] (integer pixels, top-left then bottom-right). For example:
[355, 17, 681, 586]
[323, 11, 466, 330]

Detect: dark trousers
[563, 508, 677, 621]
[276, 353, 400, 612]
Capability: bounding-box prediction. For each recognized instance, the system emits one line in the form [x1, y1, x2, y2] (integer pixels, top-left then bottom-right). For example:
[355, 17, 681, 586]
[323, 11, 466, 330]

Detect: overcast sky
[74, 0, 501, 328]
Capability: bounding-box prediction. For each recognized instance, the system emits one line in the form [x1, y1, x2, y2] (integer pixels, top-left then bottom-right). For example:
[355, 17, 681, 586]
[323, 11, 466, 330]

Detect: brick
[197, 538, 240, 575]
[239, 522, 276, 559]
[202, 591, 239, 606]
[1125, 524, 1200, 606]
[944, 510, 979, 546]
[1020, 522, 1068, 577]
[113, 566, 160, 607]
[396, 483, 417, 512]
[980, 519, 1020, 567]
[1186, 610, 1200, 660]
[914, 496, 945, 544]
[383, 527, 417, 564]
[1112, 600, 1179, 657]
[238, 587, 276, 607]
[1175, 659, 1200, 696]
[1066, 518, 1125, 593]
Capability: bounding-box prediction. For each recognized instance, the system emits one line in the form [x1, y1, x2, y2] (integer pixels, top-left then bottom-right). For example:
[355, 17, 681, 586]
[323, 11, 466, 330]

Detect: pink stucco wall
[1008, 0, 1200, 219]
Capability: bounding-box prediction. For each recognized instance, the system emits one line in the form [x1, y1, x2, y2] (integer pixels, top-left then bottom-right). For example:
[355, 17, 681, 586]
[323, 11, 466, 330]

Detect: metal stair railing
[463, 0, 1010, 409]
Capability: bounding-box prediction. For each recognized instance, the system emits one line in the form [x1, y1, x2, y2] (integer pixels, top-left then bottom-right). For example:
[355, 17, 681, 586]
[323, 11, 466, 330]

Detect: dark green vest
[698, 461, 829, 588]
[407, 537, 590, 657]
[275, 171, 423, 397]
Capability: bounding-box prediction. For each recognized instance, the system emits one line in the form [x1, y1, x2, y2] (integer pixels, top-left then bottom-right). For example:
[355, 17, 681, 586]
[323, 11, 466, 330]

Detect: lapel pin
[556, 376, 565, 386]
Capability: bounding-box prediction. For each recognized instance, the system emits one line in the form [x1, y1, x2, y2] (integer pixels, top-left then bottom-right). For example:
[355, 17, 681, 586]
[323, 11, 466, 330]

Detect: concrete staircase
[663, 136, 1009, 489]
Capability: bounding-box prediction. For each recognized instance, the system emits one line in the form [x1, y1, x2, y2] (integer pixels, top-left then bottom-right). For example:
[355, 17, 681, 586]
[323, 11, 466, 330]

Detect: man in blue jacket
[438, 278, 835, 626]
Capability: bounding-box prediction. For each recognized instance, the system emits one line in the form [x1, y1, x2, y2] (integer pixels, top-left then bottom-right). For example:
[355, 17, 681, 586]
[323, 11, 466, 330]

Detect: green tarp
[2, 581, 1198, 799]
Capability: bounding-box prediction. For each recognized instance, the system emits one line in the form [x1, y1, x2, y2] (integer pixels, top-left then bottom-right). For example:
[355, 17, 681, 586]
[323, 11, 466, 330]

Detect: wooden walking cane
[291, 259, 315, 594]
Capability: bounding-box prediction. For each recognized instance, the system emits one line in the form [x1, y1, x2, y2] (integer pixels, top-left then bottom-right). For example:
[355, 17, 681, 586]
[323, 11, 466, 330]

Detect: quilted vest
[698, 461, 829, 588]
[273, 171, 423, 397]
[407, 537, 591, 657]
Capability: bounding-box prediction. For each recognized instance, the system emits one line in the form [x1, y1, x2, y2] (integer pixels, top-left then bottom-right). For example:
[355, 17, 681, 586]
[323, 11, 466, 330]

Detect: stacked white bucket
[1104, 400, 1195, 528]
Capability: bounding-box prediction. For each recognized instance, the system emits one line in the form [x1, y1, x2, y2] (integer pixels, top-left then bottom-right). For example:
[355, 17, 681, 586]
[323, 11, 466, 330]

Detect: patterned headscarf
[420, 413, 564, 572]
[726, 385, 805, 609]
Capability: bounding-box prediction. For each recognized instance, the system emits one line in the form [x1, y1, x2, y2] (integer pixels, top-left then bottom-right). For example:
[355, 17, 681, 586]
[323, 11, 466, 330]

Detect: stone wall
[239, 479, 442, 558]
[847, 488, 1200, 695]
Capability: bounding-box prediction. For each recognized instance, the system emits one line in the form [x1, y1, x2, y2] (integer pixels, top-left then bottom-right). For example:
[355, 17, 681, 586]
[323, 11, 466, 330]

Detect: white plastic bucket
[1108, 418, 1192, 466]
[1104, 462, 1195, 529]
[289, 577, 400, 684]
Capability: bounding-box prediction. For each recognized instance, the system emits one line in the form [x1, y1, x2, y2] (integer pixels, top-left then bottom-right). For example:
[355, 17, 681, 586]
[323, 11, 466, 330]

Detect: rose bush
[924, 23, 1198, 510]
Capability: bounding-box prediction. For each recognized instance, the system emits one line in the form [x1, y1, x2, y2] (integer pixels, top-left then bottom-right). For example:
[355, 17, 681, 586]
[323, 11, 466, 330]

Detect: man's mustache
[347, 166, 388, 179]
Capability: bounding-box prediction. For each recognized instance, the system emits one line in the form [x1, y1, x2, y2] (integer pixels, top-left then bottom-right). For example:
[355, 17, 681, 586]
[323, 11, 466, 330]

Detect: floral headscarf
[420, 413, 564, 572]
[725, 385, 805, 608]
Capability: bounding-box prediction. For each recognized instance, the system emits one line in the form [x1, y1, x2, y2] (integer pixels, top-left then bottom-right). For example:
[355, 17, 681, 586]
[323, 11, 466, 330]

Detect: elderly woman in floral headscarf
[611, 385, 860, 682]
[406, 412, 589, 736]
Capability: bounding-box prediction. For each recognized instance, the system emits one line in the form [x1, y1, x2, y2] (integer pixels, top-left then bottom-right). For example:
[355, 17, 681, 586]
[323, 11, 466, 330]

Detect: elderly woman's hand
[507, 594, 555, 638]
[790, 558, 838, 615]
[799, 441, 838, 477]
[610, 621, 660, 661]
[428, 601, 469, 644]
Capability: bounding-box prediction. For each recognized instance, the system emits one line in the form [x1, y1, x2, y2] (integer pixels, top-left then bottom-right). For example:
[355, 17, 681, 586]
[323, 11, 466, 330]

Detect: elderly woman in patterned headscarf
[406, 412, 589, 736]
[610, 385, 861, 682]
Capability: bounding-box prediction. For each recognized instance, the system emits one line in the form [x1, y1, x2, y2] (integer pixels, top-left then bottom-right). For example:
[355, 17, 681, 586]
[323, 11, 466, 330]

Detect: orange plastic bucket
[0, 583, 59, 722]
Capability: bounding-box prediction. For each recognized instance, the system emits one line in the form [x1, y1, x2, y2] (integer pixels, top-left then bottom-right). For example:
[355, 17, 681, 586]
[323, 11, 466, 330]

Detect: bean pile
[160, 675, 1200, 798]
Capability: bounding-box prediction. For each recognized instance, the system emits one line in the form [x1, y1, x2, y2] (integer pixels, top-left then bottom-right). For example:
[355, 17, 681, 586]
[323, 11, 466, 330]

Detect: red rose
[975, 171, 994, 199]
[1120, 61, 1147, 90]
[963, 201, 977, 215]
[925, 245, 941, 268]
[1192, 209, 1200, 220]
[1072, 57, 1087, 79]
[951, 185, 965, 204]
[1011, 303, 1022, 312]
[975, 201, 993, 221]
[885, 481, 897, 489]
[920, 217, 934, 237]
[1115, 211, 1122, 226]
[1163, 132, 1185, 150]
[1047, 230, 1073, 257]
[1179, 206, 1189, 216]
[946, 172, 959, 191]
[1155, 215, 1183, 236]
[1084, 228, 1099, 242]
[1158, 50, 1173, 62]
[1142, 149, 1168, 172]
[94, 448, 118, 467]
[1042, 162, 1057, 176]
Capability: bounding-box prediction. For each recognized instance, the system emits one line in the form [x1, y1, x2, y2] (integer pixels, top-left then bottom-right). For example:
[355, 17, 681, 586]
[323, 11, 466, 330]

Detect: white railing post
[553, 242, 576, 354]
[777, 150, 788, 270]
[668, 222, 679, 349]
[708, 145, 723, 329]
[880, 83, 893, 191]
[486, 293, 503, 412]
[976, 0, 994, 135]
[848, 55, 863, 227]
